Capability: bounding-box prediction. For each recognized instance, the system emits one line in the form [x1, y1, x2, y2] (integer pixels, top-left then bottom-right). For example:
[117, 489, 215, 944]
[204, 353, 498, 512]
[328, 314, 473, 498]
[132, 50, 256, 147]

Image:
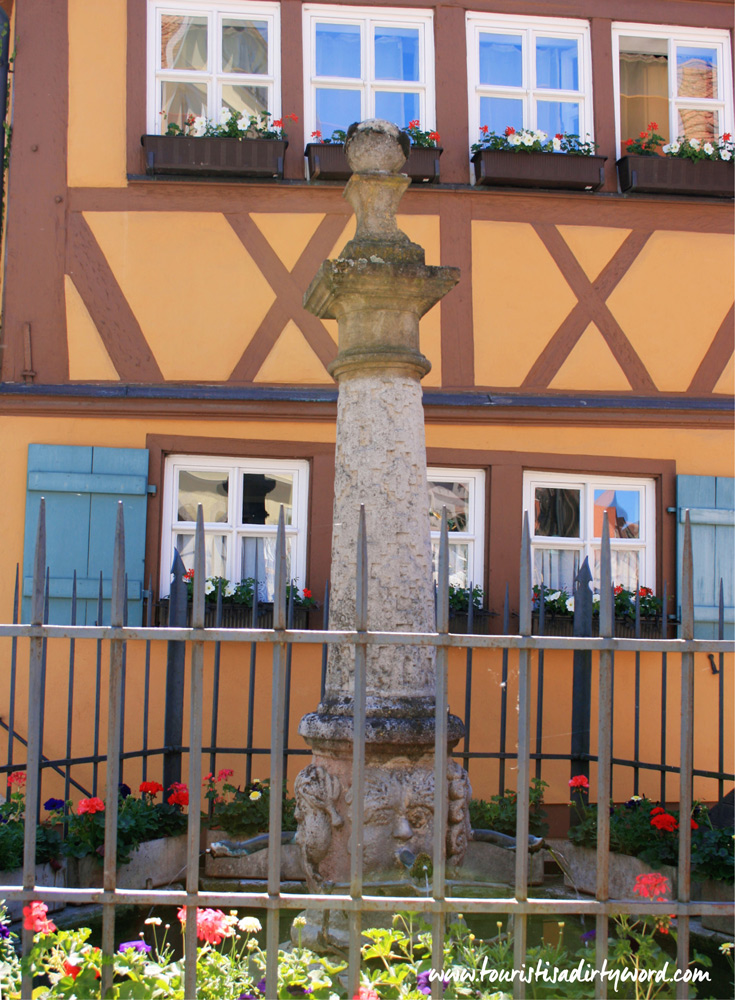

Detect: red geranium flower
[428, 131, 440, 142]
[651, 812, 677, 833]
[354, 988, 380, 1000]
[648, 121, 658, 131]
[690, 818, 698, 830]
[480, 125, 489, 134]
[139, 781, 163, 796]
[63, 961, 82, 981]
[723, 132, 731, 141]
[303, 588, 312, 599]
[77, 797, 105, 815]
[650, 806, 665, 815]
[272, 119, 283, 128]
[408, 119, 420, 129]
[505, 125, 515, 136]
[177, 906, 235, 945]
[216, 768, 234, 782]
[7, 771, 26, 787]
[23, 901, 56, 934]
[633, 872, 670, 900]
[569, 774, 589, 790]
[168, 782, 189, 807]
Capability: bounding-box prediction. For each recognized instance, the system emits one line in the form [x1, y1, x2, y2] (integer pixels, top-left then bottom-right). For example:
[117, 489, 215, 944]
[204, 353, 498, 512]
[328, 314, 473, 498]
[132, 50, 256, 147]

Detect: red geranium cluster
[177, 906, 235, 945]
[168, 781, 189, 807]
[569, 774, 589, 791]
[23, 901, 56, 934]
[77, 797, 105, 815]
[139, 781, 164, 797]
[7, 771, 26, 787]
[633, 872, 670, 900]
[650, 806, 698, 832]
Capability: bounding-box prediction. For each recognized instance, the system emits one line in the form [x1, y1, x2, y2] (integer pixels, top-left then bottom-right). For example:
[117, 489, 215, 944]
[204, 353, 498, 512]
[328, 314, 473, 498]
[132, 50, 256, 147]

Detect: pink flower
[354, 988, 380, 1000]
[216, 768, 234, 782]
[7, 771, 26, 787]
[633, 872, 670, 900]
[178, 906, 235, 945]
[23, 901, 56, 934]
[77, 797, 105, 814]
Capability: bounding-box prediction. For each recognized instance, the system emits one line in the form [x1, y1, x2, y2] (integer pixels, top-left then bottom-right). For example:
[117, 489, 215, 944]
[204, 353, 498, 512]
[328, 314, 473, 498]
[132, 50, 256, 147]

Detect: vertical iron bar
[320, 580, 329, 700]
[283, 581, 294, 782]
[120, 576, 128, 788]
[163, 551, 187, 793]
[717, 579, 724, 802]
[348, 506, 368, 998]
[432, 509, 450, 1000]
[21, 500, 46, 999]
[101, 503, 126, 998]
[570, 559, 593, 826]
[142, 577, 153, 782]
[266, 509, 287, 1000]
[208, 580, 223, 786]
[595, 518, 613, 999]
[660, 582, 668, 806]
[6, 565, 18, 800]
[513, 513, 532, 1000]
[184, 506, 206, 1000]
[38, 569, 49, 821]
[676, 511, 694, 1000]
[245, 549, 259, 786]
[461, 581, 473, 773]
[64, 573, 76, 816]
[633, 586, 641, 795]
[535, 582, 545, 781]
[92, 573, 103, 796]
[499, 584, 509, 793]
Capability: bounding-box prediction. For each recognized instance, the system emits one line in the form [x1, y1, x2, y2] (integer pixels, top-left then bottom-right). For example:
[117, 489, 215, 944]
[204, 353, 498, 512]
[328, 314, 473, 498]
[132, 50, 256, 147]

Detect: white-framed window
[303, 4, 435, 138]
[523, 472, 656, 595]
[466, 13, 593, 143]
[428, 468, 486, 591]
[147, 0, 281, 134]
[612, 23, 733, 152]
[161, 456, 309, 601]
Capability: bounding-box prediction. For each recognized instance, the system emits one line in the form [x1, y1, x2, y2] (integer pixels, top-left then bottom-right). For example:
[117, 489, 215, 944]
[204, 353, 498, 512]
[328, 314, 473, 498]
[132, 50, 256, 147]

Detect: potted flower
[159, 573, 315, 628]
[531, 584, 664, 637]
[446, 584, 495, 634]
[305, 120, 442, 182]
[471, 125, 606, 191]
[617, 123, 734, 197]
[141, 109, 295, 179]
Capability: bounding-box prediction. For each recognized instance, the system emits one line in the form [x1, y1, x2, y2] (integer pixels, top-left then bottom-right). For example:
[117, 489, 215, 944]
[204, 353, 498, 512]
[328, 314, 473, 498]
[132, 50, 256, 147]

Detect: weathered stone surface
[204, 840, 305, 880]
[462, 841, 546, 887]
[547, 839, 678, 898]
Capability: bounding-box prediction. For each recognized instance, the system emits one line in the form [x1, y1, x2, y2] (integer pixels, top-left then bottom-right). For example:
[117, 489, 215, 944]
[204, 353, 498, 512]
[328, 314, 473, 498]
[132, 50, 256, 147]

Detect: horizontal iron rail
[0, 623, 731, 653]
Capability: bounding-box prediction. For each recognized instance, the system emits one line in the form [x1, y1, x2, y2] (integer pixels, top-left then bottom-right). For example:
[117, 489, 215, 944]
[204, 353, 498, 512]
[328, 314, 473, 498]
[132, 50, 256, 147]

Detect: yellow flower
[249, 790, 262, 801]
[720, 942, 733, 954]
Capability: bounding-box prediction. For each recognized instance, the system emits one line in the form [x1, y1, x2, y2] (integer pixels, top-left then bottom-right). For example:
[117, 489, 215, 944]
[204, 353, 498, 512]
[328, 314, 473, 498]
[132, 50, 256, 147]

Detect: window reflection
[534, 488, 580, 538]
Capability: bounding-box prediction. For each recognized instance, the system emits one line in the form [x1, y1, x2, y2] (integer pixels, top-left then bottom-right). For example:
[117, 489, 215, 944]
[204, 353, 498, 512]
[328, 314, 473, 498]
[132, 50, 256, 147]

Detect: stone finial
[344, 119, 411, 174]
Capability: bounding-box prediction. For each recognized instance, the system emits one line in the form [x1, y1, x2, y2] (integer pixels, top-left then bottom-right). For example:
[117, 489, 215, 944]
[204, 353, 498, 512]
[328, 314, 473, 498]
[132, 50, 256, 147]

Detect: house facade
[0, 0, 732, 806]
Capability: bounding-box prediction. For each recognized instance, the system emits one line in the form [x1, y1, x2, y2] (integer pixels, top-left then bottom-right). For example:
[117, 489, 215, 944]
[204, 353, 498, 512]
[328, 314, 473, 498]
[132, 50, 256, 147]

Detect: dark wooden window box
[531, 613, 665, 638]
[305, 143, 442, 183]
[472, 149, 606, 191]
[616, 154, 734, 198]
[155, 599, 309, 629]
[140, 135, 287, 179]
[447, 610, 496, 634]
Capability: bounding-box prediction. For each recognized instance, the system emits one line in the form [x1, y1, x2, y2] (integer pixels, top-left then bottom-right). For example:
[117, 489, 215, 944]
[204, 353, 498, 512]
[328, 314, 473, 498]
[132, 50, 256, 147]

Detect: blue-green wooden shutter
[676, 475, 734, 639]
[23, 445, 149, 625]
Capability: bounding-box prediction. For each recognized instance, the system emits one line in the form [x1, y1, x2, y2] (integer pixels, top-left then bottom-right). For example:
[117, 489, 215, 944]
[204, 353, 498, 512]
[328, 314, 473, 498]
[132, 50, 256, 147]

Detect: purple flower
[44, 798, 65, 812]
[118, 940, 151, 954]
[581, 928, 596, 943]
[417, 970, 448, 995]
[119, 783, 132, 799]
[0, 924, 10, 939]
[238, 981, 266, 999]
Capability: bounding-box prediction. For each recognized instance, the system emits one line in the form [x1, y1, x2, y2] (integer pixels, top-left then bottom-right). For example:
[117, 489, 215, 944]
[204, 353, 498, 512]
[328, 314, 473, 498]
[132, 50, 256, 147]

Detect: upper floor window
[303, 4, 435, 139]
[428, 468, 486, 591]
[161, 456, 309, 601]
[613, 24, 733, 151]
[523, 472, 655, 595]
[466, 13, 592, 142]
[148, 0, 281, 134]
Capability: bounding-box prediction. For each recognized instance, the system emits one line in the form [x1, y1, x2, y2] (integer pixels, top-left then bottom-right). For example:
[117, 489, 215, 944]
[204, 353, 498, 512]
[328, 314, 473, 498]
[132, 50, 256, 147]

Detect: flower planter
[472, 149, 606, 191]
[305, 143, 442, 183]
[0, 861, 66, 921]
[616, 155, 734, 197]
[141, 135, 287, 179]
[204, 829, 304, 880]
[531, 614, 664, 638]
[448, 611, 496, 635]
[67, 834, 187, 890]
[156, 600, 309, 630]
[549, 840, 678, 898]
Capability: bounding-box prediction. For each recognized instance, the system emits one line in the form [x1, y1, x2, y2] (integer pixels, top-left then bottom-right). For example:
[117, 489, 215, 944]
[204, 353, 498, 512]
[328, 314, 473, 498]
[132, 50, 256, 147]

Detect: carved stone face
[352, 767, 435, 872]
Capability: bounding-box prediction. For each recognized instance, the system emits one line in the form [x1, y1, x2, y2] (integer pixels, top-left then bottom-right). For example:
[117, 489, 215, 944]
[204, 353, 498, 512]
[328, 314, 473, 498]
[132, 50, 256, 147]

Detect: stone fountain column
[295, 121, 470, 903]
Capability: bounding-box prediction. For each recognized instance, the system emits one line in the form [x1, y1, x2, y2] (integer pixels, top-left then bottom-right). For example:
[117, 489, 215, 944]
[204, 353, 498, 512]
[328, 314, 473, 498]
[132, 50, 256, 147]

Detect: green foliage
[206, 776, 296, 837]
[0, 787, 63, 870]
[472, 126, 597, 156]
[569, 797, 734, 884]
[309, 127, 347, 144]
[469, 778, 549, 838]
[403, 121, 440, 148]
[163, 108, 296, 141]
[63, 793, 187, 865]
[447, 585, 483, 615]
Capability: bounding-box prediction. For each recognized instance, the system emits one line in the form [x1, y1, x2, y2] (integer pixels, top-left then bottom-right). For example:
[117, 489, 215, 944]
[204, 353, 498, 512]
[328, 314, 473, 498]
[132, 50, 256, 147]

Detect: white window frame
[161, 455, 309, 598]
[523, 471, 656, 593]
[466, 12, 593, 150]
[612, 22, 734, 151]
[147, 0, 281, 134]
[428, 467, 486, 591]
[302, 4, 435, 139]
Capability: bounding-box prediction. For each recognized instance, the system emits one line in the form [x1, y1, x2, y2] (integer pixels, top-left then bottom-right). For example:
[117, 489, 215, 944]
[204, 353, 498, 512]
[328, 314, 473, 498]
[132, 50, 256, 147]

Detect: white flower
[592, 594, 601, 603]
[722, 149, 732, 161]
[552, 137, 562, 151]
[534, 130, 547, 142]
[689, 137, 700, 149]
[237, 116, 248, 132]
[219, 106, 231, 124]
[239, 916, 262, 933]
[547, 591, 561, 602]
[703, 142, 714, 156]
[667, 141, 680, 154]
[192, 116, 207, 137]
[145, 917, 162, 925]
[508, 133, 522, 146]
[566, 597, 575, 612]
[225, 582, 236, 597]
[205, 580, 215, 595]
[521, 132, 534, 146]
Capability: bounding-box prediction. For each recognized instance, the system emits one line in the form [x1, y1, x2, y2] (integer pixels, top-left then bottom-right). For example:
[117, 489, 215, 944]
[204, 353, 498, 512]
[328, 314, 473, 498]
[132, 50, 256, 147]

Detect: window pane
[479, 32, 522, 87]
[241, 473, 293, 526]
[222, 83, 269, 117]
[593, 489, 640, 539]
[534, 487, 580, 538]
[533, 548, 579, 592]
[241, 535, 293, 602]
[431, 541, 469, 589]
[537, 100, 579, 135]
[678, 107, 718, 142]
[619, 39, 669, 145]
[161, 15, 208, 71]
[536, 36, 579, 91]
[316, 87, 361, 133]
[677, 46, 718, 99]
[593, 548, 641, 592]
[222, 18, 268, 75]
[316, 23, 361, 78]
[428, 481, 469, 532]
[374, 26, 419, 82]
[160, 81, 207, 132]
[177, 470, 228, 523]
[375, 91, 420, 125]
[176, 532, 227, 578]
[479, 95, 523, 134]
